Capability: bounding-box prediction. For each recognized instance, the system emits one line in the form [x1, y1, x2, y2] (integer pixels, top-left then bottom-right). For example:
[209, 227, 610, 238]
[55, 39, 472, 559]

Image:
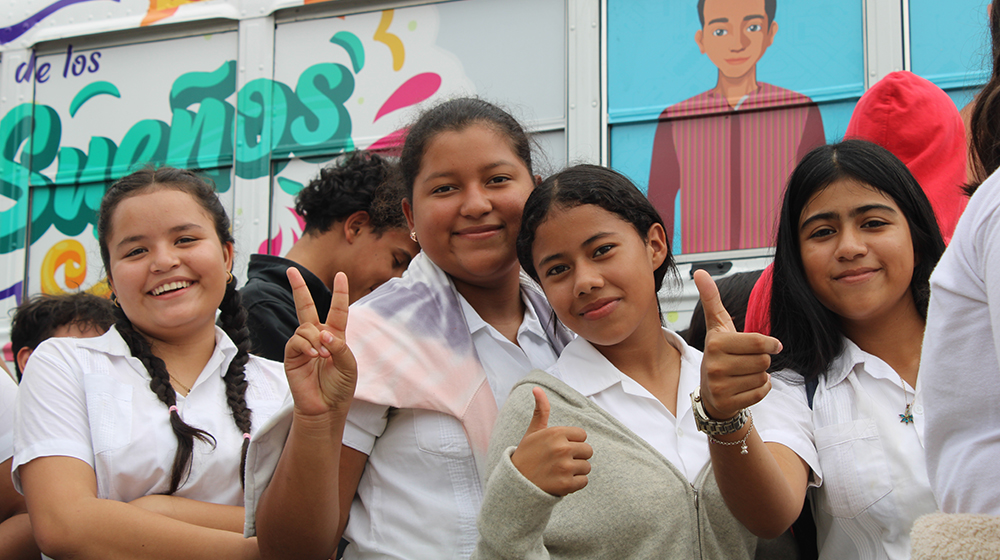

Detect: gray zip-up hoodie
[473, 370, 758, 560]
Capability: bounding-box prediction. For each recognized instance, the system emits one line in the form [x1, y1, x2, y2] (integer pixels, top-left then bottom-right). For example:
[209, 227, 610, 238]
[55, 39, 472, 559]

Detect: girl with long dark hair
[698, 139, 945, 559]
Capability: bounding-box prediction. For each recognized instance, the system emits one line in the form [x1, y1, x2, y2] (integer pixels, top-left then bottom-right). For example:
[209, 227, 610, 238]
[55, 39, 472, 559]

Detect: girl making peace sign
[248, 98, 572, 560]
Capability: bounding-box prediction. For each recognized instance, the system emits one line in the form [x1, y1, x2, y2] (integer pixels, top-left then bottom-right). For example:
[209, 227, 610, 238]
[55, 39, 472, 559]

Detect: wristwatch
[690, 386, 749, 435]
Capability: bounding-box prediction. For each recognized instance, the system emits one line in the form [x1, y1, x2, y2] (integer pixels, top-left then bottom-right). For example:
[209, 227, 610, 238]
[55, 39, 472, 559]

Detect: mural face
[608, 0, 863, 256]
[645, 0, 827, 254]
[695, 0, 776, 83]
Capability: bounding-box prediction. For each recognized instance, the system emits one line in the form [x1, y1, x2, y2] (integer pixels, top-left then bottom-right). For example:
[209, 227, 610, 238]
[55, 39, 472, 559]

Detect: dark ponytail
[99, 167, 254, 492]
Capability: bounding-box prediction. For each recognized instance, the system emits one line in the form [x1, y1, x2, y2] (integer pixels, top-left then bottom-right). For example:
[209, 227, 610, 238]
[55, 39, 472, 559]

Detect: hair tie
[169, 405, 178, 413]
[242, 433, 251, 440]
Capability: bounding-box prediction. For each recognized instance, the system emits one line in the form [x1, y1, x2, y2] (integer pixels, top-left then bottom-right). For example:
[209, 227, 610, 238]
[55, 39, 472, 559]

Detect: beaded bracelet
[706, 412, 754, 455]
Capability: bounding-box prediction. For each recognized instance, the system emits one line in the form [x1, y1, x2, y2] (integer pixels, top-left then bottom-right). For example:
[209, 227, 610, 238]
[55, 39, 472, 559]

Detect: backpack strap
[790, 375, 821, 560]
[805, 377, 819, 409]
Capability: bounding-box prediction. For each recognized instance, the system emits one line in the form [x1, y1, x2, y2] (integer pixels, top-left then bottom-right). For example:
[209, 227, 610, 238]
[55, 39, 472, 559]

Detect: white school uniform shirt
[13, 326, 288, 505]
[1, 371, 16, 463]
[341, 276, 559, 559]
[548, 328, 709, 484]
[459, 289, 559, 412]
[921, 167, 1000, 514]
[753, 338, 937, 560]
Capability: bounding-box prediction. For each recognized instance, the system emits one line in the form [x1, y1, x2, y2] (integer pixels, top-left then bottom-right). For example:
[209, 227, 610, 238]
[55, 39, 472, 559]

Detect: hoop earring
[111, 294, 121, 308]
[410, 230, 418, 243]
[226, 270, 235, 284]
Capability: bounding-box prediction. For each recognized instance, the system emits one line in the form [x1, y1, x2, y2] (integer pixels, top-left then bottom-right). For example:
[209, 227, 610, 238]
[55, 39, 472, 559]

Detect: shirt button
[676, 427, 684, 437]
[914, 404, 924, 415]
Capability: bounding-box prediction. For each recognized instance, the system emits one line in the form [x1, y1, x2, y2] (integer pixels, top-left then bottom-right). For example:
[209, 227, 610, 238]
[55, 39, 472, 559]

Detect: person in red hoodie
[845, 71, 968, 243]
[743, 71, 968, 336]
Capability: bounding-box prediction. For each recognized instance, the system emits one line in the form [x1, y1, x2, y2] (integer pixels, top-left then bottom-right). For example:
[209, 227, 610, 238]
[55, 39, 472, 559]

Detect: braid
[112, 306, 216, 494]
[99, 167, 256, 492]
[217, 280, 253, 488]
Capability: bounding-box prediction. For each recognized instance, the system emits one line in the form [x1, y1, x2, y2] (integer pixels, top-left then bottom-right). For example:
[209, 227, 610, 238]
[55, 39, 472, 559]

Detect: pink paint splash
[257, 209, 306, 255]
[258, 229, 283, 255]
[374, 73, 441, 123]
[367, 128, 407, 155]
[289, 206, 307, 235]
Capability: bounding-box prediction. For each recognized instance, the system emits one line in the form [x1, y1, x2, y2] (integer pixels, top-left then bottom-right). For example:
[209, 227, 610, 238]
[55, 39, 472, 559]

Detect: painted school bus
[0, 0, 988, 362]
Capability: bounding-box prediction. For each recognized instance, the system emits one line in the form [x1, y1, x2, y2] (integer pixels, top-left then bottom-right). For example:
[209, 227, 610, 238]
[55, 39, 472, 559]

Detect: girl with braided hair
[13, 167, 287, 559]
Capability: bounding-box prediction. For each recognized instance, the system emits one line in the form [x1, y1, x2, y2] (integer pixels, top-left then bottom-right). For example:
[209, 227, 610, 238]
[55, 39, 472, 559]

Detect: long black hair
[97, 167, 254, 493]
[968, 1, 1000, 193]
[769, 140, 946, 382]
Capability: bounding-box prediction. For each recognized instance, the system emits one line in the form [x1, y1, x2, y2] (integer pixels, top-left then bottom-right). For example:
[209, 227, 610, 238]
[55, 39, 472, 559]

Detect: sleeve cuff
[476, 446, 560, 556]
[243, 397, 294, 537]
[342, 400, 389, 455]
[0, 432, 12, 464]
[12, 439, 95, 494]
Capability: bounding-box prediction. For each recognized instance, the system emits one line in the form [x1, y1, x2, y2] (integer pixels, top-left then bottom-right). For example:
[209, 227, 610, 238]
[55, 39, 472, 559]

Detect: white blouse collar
[76, 325, 239, 381]
[552, 327, 698, 397]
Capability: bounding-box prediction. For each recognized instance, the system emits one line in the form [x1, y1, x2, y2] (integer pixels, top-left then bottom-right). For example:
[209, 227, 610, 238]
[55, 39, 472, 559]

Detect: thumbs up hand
[694, 270, 782, 421]
[510, 387, 593, 497]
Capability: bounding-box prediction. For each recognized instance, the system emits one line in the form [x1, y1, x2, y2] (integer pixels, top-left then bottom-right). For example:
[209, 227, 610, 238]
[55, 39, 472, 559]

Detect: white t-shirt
[1, 372, 16, 463]
[341, 282, 560, 559]
[548, 328, 709, 484]
[14, 326, 288, 505]
[921, 168, 1000, 514]
[754, 339, 937, 560]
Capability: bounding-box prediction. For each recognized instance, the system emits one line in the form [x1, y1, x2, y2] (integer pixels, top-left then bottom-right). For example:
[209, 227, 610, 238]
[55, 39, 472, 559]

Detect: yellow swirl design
[374, 10, 405, 71]
[40, 239, 110, 297]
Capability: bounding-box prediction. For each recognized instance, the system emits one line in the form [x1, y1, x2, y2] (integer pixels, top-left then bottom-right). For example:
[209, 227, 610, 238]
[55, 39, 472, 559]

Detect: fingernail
[307, 347, 319, 357]
[319, 347, 331, 357]
[322, 332, 334, 344]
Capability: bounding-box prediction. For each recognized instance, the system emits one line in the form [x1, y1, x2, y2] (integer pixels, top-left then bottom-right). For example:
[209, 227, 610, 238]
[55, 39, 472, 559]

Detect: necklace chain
[898, 374, 914, 425]
[169, 374, 192, 396]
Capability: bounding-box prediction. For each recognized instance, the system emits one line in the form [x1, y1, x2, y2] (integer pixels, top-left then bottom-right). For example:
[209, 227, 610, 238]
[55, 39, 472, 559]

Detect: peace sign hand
[284, 268, 358, 417]
[694, 269, 782, 420]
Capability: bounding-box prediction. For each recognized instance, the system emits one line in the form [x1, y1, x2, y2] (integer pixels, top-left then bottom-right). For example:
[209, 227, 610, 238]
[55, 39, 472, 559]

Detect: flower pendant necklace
[899, 402, 914, 424]
[897, 374, 914, 424]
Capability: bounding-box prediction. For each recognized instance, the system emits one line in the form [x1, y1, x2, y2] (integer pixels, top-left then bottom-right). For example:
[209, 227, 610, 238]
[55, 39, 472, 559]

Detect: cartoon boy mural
[648, 0, 824, 253]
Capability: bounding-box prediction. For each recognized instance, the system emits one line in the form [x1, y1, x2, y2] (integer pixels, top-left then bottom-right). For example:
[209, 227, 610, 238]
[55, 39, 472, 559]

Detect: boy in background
[10, 292, 115, 381]
[1, 292, 115, 558]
